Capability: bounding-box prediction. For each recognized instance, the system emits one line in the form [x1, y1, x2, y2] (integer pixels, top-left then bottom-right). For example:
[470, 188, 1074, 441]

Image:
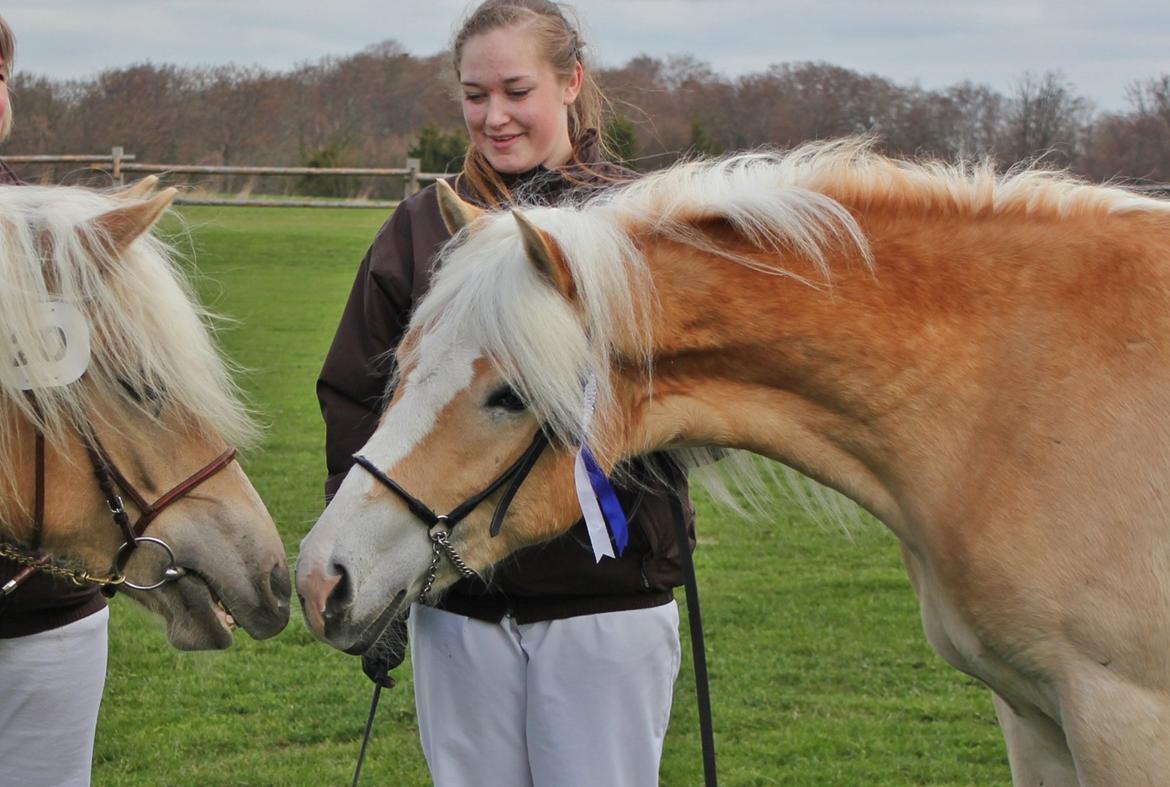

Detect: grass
[93, 205, 1009, 785]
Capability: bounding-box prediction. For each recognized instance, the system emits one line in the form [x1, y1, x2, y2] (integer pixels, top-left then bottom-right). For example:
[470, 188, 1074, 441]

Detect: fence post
[405, 157, 420, 199]
[111, 146, 124, 186]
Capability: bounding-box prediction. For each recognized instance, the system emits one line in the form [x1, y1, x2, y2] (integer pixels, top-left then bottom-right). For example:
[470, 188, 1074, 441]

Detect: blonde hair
[0, 14, 14, 142]
[452, 0, 610, 207]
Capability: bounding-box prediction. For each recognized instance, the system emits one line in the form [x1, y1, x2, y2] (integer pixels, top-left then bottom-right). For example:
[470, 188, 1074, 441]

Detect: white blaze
[362, 334, 480, 473]
[298, 332, 482, 638]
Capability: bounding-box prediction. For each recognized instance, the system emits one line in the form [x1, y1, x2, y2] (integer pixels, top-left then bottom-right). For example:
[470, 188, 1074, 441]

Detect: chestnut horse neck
[631, 178, 1170, 538]
[417, 139, 1170, 538]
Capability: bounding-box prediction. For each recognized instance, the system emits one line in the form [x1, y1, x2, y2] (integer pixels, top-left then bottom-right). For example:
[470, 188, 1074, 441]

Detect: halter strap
[4, 424, 238, 597]
[352, 429, 549, 533]
[84, 437, 237, 582]
[88, 437, 238, 539]
[2, 432, 47, 592]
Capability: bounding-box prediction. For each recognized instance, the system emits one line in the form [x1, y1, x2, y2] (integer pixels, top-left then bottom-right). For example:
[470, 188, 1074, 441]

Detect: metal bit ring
[115, 536, 187, 591]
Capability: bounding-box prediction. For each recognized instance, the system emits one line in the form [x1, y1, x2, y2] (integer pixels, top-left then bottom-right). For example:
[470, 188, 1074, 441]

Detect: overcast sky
[6, 1, 1169, 112]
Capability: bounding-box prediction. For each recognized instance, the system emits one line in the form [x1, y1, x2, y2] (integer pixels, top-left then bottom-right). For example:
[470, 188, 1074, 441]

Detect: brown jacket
[317, 135, 695, 623]
[0, 158, 107, 638]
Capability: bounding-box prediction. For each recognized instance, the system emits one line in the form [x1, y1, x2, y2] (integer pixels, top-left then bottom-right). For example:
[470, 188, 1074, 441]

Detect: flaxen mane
[0, 185, 256, 472]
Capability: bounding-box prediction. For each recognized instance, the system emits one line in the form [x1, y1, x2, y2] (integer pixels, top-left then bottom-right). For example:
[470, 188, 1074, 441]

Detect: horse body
[299, 141, 1170, 783]
[1, 181, 289, 650]
[639, 202, 1170, 783]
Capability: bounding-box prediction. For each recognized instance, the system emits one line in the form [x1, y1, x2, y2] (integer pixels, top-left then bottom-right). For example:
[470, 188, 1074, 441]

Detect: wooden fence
[3, 147, 450, 208]
[7, 147, 1170, 206]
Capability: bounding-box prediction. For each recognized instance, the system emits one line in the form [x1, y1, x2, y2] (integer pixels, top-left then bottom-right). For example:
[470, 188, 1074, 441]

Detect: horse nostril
[323, 562, 351, 623]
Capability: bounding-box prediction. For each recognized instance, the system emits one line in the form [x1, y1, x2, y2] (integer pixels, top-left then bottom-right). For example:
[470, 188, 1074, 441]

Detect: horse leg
[1056, 671, 1170, 786]
[990, 692, 1078, 787]
[901, 545, 1078, 785]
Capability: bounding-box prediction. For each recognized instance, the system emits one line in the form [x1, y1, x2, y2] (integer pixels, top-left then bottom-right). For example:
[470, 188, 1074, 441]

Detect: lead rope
[351, 530, 449, 786]
[352, 682, 385, 787]
[659, 457, 718, 787]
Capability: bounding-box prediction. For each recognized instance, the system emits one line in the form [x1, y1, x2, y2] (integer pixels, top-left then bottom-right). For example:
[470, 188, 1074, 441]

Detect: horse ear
[513, 208, 575, 300]
[111, 175, 160, 201]
[436, 179, 483, 235]
[88, 187, 179, 258]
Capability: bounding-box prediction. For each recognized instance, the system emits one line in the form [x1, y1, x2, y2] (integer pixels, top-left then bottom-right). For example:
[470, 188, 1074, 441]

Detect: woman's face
[459, 25, 583, 174]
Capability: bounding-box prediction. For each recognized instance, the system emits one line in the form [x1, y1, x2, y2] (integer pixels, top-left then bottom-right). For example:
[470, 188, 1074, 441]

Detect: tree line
[7, 40, 1170, 196]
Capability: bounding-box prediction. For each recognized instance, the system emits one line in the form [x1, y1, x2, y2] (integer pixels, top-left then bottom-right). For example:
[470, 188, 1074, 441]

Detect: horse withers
[299, 140, 1170, 785]
[1, 178, 289, 650]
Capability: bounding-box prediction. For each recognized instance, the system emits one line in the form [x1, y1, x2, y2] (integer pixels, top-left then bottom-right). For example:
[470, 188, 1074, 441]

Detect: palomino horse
[298, 140, 1170, 785]
[1, 178, 289, 650]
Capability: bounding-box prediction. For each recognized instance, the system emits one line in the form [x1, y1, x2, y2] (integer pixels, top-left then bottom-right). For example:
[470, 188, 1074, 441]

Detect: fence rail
[9, 147, 1170, 205]
[175, 195, 398, 209]
[4, 153, 137, 163]
[5, 146, 450, 206]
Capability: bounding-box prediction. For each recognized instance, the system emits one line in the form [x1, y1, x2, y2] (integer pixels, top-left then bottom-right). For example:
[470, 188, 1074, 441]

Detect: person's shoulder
[374, 178, 450, 234]
[594, 160, 640, 182]
[393, 178, 448, 218]
[556, 160, 639, 201]
[368, 178, 455, 258]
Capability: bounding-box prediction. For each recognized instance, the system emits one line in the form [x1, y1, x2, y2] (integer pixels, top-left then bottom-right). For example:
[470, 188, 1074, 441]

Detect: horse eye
[118, 378, 165, 406]
[486, 386, 526, 413]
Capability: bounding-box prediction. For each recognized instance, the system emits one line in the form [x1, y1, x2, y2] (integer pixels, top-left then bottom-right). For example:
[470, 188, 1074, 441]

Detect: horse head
[0, 180, 290, 650]
[296, 179, 659, 653]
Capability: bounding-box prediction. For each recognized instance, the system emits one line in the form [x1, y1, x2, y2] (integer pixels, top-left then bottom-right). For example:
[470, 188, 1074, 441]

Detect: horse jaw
[116, 468, 290, 651]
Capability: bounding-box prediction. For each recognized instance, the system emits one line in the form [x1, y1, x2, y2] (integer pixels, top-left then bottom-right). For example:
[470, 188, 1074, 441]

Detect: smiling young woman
[310, 2, 696, 785]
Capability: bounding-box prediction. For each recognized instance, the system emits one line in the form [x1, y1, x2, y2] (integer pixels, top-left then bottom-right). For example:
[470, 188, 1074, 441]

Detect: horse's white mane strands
[407, 202, 650, 457]
[0, 185, 257, 469]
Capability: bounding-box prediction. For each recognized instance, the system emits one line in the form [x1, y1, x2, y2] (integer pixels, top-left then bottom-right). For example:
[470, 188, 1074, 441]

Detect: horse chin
[345, 588, 409, 656]
[138, 572, 236, 651]
[132, 563, 290, 651]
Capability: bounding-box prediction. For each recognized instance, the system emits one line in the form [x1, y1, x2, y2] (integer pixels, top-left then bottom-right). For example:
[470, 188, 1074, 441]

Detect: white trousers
[0, 606, 109, 787]
[410, 601, 681, 787]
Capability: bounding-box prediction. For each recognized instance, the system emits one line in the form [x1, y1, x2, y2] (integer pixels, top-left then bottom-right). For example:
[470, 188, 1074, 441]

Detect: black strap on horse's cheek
[487, 431, 549, 537]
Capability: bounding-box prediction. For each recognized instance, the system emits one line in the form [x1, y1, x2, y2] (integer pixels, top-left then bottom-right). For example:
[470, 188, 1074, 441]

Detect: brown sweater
[317, 134, 695, 624]
[0, 158, 107, 638]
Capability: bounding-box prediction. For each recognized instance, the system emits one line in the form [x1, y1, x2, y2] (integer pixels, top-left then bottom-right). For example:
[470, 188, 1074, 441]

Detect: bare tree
[1080, 75, 1170, 183]
[1002, 70, 1091, 166]
[8, 45, 1170, 193]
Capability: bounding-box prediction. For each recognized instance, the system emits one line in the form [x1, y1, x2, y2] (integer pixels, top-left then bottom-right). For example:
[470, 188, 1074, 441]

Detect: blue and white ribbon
[574, 374, 629, 562]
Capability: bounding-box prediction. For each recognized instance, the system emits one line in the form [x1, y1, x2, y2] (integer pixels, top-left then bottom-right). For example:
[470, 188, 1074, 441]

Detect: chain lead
[0, 541, 127, 592]
[431, 529, 477, 579]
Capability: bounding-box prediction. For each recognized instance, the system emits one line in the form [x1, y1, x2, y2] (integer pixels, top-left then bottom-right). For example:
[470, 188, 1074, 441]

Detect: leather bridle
[1, 428, 238, 597]
[351, 428, 549, 595]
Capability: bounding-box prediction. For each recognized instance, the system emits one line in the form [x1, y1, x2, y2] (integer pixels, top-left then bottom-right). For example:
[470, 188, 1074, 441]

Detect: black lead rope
[660, 457, 718, 787]
[350, 430, 549, 785]
[352, 682, 385, 787]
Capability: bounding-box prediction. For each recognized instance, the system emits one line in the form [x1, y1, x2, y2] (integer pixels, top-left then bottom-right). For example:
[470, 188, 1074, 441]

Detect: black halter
[352, 427, 549, 548]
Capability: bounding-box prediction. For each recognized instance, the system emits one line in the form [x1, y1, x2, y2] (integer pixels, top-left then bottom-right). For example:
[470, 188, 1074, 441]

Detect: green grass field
[93, 206, 1009, 785]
